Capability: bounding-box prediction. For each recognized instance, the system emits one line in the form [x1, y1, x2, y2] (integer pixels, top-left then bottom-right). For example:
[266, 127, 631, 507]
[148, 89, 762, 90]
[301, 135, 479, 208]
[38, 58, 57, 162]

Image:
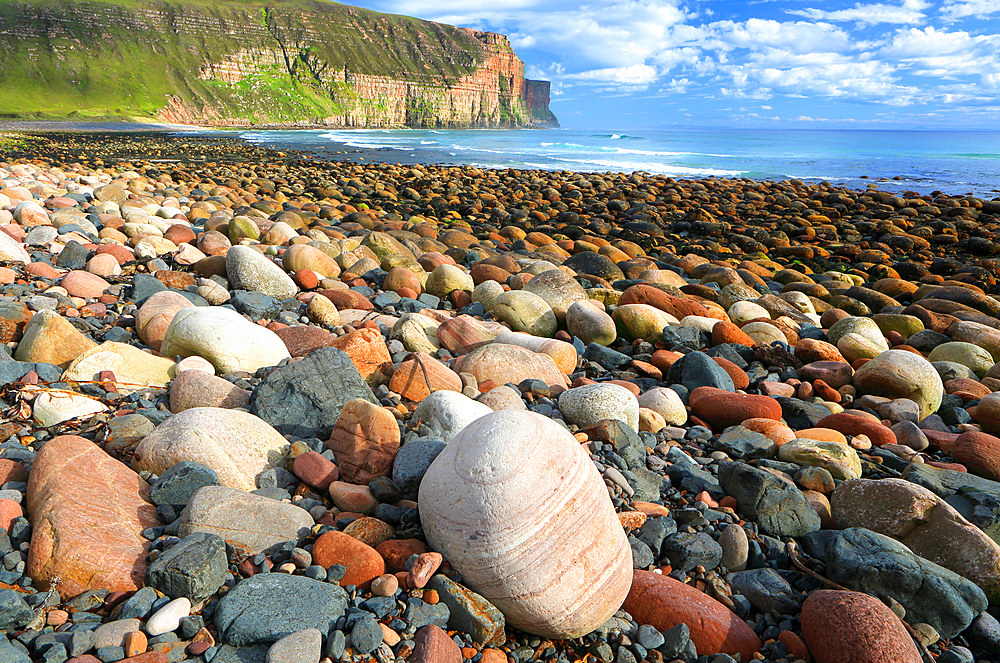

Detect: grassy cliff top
[0, 0, 501, 121]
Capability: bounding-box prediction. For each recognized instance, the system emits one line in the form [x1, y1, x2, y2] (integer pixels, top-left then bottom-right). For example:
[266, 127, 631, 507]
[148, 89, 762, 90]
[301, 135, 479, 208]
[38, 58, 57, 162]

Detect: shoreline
[3, 123, 997, 200]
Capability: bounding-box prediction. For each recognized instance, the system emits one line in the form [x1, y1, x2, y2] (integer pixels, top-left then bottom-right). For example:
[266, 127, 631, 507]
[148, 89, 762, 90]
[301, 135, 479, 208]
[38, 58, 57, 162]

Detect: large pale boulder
[852, 349, 943, 419]
[226, 245, 297, 299]
[13, 309, 98, 369]
[452, 343, 568, 389]
[27, 435, 161, 600]
[134, 408, 290, 492]
[491, 291, 557, 338]
[419, 410, 632, 639]
[62, 342, 176, 394]
[159, 306, 290, 374]
[559, 383, 640, 431]
[522, 269, 587, 322]
[178, 486, 313, 558]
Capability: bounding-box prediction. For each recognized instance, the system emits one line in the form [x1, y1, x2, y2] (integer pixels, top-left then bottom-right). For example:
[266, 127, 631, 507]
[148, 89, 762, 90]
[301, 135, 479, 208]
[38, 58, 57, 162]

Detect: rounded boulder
[418, 410, 632, 639]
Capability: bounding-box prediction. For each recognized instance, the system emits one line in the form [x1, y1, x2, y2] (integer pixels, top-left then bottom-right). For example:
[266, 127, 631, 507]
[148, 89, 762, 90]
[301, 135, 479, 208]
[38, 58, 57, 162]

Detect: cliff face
[0, 0, 558, 128]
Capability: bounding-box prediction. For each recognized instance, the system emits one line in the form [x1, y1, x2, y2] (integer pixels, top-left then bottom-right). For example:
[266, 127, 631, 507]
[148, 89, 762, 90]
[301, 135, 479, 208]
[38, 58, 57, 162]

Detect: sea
[233, 127, 1000, 199]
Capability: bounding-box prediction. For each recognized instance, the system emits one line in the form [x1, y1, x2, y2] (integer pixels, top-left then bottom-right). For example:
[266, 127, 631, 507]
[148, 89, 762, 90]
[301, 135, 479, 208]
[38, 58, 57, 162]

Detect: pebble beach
[2, 129, 1000, 663]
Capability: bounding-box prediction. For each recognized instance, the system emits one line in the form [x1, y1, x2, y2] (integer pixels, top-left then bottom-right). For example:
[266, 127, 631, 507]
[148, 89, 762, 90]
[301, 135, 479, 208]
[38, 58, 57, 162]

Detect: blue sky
[345, 0, 1000, 130]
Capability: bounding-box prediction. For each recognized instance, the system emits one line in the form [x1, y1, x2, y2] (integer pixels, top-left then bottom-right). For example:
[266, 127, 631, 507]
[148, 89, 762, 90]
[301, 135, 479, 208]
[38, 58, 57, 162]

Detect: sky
[344, 0, 1000, 130]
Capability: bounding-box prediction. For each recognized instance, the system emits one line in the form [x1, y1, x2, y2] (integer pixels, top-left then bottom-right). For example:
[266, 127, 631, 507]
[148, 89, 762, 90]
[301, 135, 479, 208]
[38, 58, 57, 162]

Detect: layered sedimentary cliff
[0, 0, 558, 128]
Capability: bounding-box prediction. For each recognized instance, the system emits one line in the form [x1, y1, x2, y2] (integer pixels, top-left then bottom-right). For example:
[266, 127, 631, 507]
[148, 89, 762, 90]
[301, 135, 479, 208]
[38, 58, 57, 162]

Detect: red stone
[376, 538, 429, 573]
[952, 431, 1000, 481]
[618, 284, 710, 320]
[795, 338, 845, 363]
[816, 413, 895, 448]
[689, 387, 782, 431]
[312, 531, 385, 589]
[0, 499, 21, 533]
[328, 327, 393, 386]
[274, 326, 337, 358]
[712, 357, 749, 390]
[711, 321, 755, 348]
[26, 435, 160, 600]
[801, 590, 920, 663]
[798, 361, 854, 389]
[292, 269, 318, 290]
[325, 399, 400, 484]
[389, 352, 462, 402]
[623, 570, 762, 661]
[318, 288, 374, 311]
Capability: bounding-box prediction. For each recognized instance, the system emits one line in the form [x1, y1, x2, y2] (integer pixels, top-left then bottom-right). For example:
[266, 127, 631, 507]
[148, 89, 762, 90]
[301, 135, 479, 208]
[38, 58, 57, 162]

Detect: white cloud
[940, 0, 1000, 20]
[565, 64, 660, 86]
[788, 0, 930, 25]
[346, 0, 1000, 125]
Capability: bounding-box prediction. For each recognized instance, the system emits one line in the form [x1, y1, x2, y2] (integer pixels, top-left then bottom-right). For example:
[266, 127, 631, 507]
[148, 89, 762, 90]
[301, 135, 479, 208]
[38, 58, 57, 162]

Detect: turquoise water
[236, 127, 1000, 198]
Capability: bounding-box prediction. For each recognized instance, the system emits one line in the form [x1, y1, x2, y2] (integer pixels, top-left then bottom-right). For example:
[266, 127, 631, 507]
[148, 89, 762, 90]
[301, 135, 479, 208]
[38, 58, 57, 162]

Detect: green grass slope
[0, 0, 538, 125]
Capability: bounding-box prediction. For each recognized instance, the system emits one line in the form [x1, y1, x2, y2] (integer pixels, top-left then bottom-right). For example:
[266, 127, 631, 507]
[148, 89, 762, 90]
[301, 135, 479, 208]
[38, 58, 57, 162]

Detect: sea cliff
[0, 0, 558, 128]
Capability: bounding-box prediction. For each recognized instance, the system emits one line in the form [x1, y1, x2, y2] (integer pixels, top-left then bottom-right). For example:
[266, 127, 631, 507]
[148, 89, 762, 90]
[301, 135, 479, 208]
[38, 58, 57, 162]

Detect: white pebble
[145, 597, 190, 636]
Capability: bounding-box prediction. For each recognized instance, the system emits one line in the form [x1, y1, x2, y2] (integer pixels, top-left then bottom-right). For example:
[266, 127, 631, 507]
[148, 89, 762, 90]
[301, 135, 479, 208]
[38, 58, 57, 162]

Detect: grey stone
[718, 461, 820, 537]
[149, 461, 220, 508]
[391, 436, 446, 501]
[636, 624, 664, 650]
[67, 630, 96, 658]
[325, 630, 346, 660]
[426, 574, 505, 646]
[635, 516, 676, 558]
[629, 536, 655, 569]
[0, 635, 30, 663]
[661, 532, 723, 572]
[622, 467, 666, 502]
[0, 589, 32, 631]
[232, 292, 281, 322]
[727, 568, 802, 615]
[251, 347, 376, 438]
[94, 618, 143, 648]
[403, 598, 450, 630]
[969, 611, 1000, 655]
[666, 351, 734, 392]
[146, 532, 228, 602]
[213, 645, 269, 663]
[349, 614, 382, 656]
[214, 574, 348, 646]
[807, 527, 987, 639]
[714, 426, 777, 460]
[55, 241, 90, 270]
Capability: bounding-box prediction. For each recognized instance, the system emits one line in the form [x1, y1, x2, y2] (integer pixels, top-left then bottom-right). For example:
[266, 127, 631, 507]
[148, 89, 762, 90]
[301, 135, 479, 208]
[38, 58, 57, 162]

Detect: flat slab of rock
[178, 486, 314, 558]
[214, 574, 347, 646]
[251, 346, 377, 439]
[134, 407, 289, 492]
[62, 342, 176, 394]
[27, 435, 161, 600]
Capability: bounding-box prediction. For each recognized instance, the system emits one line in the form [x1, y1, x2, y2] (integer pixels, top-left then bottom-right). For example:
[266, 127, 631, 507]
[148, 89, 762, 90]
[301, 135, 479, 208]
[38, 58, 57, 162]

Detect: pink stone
[136, 291, 195, 352]
[408, 552, 442, 589]
[292, 451, 339, 490]
[328, 481, 377, 513]
[86, 253, 121, 277]
[61, 270, 110, 299]
[0, 499, 22, 533]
